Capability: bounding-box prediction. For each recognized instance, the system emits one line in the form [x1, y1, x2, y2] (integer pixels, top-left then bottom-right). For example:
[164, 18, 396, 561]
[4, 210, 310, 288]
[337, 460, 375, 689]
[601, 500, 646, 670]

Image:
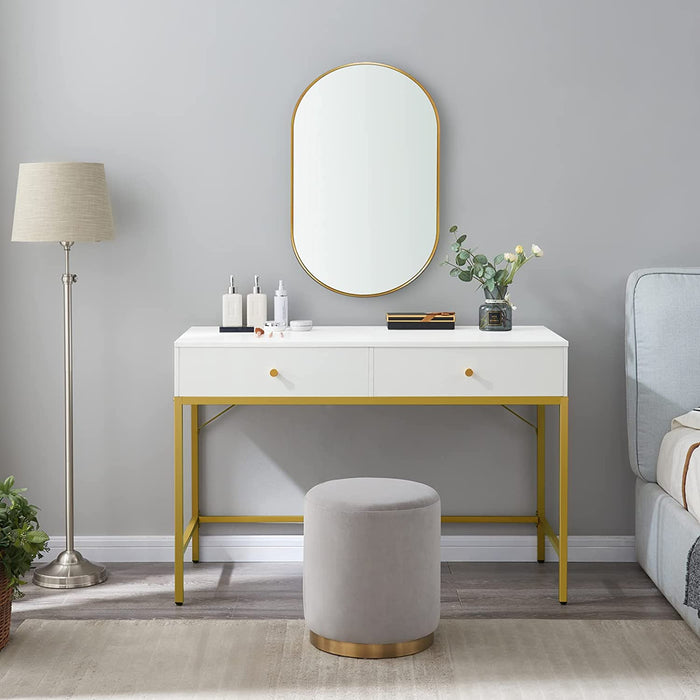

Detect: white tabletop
[175, 326, 568, 349]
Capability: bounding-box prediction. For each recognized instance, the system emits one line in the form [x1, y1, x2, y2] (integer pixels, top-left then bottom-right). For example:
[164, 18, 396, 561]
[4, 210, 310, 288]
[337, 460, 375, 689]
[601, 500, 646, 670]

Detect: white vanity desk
[173, 325, 569, 605]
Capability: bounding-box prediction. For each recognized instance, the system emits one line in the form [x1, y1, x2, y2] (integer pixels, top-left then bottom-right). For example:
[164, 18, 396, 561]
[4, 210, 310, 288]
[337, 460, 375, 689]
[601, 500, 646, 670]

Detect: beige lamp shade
[11, 162, 114, 242]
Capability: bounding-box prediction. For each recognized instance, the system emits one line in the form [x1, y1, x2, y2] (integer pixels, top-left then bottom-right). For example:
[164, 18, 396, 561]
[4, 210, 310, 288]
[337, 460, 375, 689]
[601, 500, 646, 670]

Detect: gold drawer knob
[269, 368, 279, 377]
[464, 368, 474, 377]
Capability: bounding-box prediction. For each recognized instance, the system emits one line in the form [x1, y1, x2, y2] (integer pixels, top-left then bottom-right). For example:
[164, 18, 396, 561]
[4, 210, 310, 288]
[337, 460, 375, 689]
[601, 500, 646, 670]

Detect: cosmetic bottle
[222, 275, 243, 327]
[246, 275, 268, 328]
[274, 280, 288, 329]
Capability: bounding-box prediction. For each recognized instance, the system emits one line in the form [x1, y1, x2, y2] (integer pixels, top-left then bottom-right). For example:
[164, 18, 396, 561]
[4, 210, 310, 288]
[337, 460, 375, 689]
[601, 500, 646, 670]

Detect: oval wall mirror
[291, 63, 440, 297]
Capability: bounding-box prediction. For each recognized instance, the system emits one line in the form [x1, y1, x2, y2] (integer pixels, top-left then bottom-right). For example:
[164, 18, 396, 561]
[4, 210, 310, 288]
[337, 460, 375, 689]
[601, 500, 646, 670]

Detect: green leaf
[473, 263, 483, 276]
[449, 267, 460, 277]
[450, 243, 460, 252]
[449, 225, 458, 233]
[26, 530, 48, 544]
[485, 279, 496, 291]
[456, 234, 466, 244]
[494, 253, 504, 265]
[456, 251, 468, 265]
[483, 267, 495, 279]
[474, 254, 488, 265]
[458, 270, 473, 282]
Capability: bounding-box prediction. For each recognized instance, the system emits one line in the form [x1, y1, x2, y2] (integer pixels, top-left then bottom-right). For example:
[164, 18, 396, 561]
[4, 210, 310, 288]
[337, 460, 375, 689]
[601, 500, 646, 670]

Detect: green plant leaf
[26, 530, 48, 544]
[473, 263, 483, 276]
[450, 243, 460, 252]
[449, 267, 460, 277]
[456, 234, 466, 244]
[494, 269, 509, 285]
[0, 476, 50, 599]
[483, 267, 495, 279]
[494, 253, 504, 265]
[449, 225, 458, 233]
[485, 279, 496, 291]
[460, 270, 473, 282]
[456, 251, 468, 265]
[474, 254, 488, 265]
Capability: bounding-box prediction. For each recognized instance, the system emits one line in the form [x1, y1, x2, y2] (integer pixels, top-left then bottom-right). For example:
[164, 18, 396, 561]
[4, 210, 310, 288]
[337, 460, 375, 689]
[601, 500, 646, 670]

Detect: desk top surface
[175, 326, 568, 349]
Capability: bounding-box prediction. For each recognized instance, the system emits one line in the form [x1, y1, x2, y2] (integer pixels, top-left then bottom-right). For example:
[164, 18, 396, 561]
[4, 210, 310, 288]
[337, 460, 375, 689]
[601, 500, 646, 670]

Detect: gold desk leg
[191, 405, 200, 564]
[536, 405, 546, 563]
[174, 399, 184, 605]
[559, 397, 569, 604]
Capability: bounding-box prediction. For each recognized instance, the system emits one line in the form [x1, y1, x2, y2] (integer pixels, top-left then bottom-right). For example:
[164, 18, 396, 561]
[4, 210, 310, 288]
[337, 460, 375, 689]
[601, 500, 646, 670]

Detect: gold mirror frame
[291, 62, 440, 297]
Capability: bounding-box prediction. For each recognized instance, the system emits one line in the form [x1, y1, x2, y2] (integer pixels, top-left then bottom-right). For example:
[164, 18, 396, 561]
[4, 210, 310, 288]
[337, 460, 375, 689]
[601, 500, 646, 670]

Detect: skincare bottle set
[220, 275, 304, 332]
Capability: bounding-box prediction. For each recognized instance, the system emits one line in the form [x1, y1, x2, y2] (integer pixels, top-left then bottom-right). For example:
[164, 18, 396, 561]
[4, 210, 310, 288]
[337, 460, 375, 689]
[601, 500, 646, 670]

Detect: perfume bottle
[246, 275, 268, 328]
[222, 275, 243, 327]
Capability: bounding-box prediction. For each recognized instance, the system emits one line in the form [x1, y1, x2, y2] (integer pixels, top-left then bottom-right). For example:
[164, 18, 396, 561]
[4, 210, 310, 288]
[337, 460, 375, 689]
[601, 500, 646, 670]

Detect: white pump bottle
[222, 275, 243, 327]
[246, 275, 267, 329]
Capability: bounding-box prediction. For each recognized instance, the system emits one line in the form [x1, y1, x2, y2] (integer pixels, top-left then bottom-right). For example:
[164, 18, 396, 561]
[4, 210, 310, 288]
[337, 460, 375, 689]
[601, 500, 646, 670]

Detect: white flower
[515, 245, 524, 255]
[504, 252, 517, 263]
[531, 244, 543, 257]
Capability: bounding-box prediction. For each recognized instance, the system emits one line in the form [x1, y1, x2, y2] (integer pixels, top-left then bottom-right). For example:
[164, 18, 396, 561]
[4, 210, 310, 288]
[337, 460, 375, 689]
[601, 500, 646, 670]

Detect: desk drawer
[373, 347, 567, 397]
[176, 347, 370, 397]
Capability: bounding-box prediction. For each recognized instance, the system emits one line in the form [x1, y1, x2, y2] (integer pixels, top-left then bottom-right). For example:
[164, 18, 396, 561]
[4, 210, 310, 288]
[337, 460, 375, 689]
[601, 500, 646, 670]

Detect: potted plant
[0, 475, 49, 650]
[443, 225, 543, 331]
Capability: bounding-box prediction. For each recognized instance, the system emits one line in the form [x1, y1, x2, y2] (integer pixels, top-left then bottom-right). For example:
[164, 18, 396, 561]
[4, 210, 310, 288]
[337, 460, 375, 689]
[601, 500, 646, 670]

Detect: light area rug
[1, 619, 699, 699]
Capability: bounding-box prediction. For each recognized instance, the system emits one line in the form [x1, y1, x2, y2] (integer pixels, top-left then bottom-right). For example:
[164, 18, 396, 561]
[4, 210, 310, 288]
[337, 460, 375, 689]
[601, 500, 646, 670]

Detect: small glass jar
[479, 299, 512, 331]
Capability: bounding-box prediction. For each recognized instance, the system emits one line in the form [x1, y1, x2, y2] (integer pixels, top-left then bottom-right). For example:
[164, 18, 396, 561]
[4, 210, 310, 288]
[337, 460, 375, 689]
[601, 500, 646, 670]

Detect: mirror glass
[292, 63, 439, 297]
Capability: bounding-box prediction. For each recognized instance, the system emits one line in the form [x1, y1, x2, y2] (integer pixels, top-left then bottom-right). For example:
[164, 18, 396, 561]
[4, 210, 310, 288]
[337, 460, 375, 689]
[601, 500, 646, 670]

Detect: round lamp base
[33, 550, 107, 589]
[309, 631, 434, 659]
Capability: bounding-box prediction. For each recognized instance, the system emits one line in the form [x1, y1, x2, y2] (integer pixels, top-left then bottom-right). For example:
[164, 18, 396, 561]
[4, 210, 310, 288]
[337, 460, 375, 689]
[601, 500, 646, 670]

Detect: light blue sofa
[626, 268, 700, 636]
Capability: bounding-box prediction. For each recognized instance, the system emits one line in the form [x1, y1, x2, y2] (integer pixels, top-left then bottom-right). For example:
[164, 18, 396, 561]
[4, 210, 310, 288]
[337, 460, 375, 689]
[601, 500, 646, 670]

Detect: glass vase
[479, 286, 512, 331]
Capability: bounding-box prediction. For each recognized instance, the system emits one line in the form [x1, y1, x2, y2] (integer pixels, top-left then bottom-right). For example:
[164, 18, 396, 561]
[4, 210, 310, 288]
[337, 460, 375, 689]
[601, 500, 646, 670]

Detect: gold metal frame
[309, 630, 434, 659]
[174, 395, 569, 607]
[290, 62, 441, 297]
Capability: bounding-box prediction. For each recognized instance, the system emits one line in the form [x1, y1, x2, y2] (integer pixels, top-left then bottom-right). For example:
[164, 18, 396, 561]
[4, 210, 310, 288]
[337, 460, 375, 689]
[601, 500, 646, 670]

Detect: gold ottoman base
[309, 630, 434, 659]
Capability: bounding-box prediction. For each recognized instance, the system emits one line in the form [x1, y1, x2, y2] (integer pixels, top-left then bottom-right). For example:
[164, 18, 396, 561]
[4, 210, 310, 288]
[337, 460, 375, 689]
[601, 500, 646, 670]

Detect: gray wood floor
[10, 561, 679, 633]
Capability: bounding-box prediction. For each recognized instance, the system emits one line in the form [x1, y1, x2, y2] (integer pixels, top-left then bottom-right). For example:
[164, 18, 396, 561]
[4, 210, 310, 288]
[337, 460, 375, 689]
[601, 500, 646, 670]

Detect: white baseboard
[44, 534, 636, 563]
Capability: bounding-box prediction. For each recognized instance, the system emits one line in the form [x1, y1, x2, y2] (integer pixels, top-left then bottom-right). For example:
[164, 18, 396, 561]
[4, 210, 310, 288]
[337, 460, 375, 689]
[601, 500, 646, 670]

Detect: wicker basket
[0, 568, 11, 651]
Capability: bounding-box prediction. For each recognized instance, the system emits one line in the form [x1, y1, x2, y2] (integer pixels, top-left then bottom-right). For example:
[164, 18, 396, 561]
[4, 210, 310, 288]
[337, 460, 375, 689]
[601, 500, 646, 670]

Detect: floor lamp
[11, 162, 113, 588]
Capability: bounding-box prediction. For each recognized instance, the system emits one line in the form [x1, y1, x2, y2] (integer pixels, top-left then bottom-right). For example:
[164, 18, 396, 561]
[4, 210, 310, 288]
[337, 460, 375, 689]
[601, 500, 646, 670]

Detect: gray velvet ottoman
[303, 477, 441, 658]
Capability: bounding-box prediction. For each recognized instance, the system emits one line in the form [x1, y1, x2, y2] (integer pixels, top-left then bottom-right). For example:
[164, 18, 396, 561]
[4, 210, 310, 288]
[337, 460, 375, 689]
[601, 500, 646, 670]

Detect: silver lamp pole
[32, 242, 107, 587]
[11, 162, 113, 589]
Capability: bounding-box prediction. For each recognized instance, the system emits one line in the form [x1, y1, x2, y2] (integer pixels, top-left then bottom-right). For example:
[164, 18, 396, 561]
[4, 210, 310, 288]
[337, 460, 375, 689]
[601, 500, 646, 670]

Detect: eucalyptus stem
[443, 225, 543, 294]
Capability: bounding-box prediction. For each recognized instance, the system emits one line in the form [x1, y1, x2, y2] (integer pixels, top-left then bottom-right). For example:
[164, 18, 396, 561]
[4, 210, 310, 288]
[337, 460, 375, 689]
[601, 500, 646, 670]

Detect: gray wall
[1, 0, 699, 540]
